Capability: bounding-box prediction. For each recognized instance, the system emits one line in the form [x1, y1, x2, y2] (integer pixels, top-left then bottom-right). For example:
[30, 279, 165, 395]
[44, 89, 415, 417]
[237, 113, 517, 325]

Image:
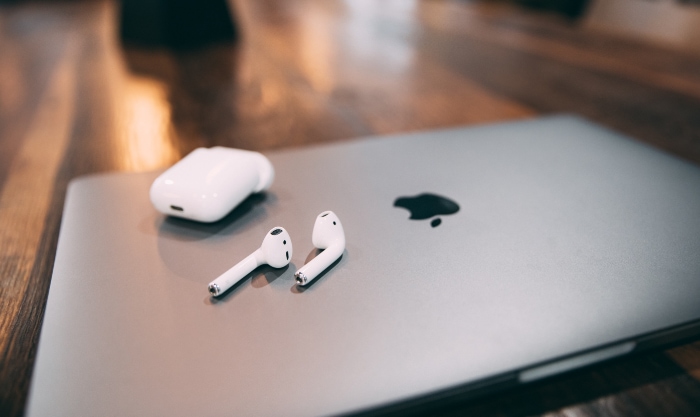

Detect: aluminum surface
[27, 116, 700, 416]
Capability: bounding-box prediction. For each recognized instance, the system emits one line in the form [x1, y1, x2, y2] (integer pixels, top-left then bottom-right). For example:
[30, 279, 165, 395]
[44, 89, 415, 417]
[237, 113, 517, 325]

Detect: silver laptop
[27, 115, 700, 416]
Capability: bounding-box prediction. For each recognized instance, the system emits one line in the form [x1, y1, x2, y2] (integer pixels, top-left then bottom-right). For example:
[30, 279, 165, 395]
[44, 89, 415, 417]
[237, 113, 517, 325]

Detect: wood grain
[0, 12, 80, 416]
[0, 0, 699, 416]
[420, 3, 700, 100]
[669, 342, 700, 382]
[0, 19, 78, 355]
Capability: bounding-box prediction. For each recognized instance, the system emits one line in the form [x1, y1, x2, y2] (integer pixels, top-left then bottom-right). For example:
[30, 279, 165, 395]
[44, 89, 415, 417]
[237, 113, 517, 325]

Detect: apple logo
[393, 193, 460, 227]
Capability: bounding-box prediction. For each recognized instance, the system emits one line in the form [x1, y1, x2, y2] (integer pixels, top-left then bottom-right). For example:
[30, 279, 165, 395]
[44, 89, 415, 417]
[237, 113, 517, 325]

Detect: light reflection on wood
[98, 1, 181, 172]
[119, 75, 180, 171]
[243, 0, 532, 136]
[298, 11, 336, 94]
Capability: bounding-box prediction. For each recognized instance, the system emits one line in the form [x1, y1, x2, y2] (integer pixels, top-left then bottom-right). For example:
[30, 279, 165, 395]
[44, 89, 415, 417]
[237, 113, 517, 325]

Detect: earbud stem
[208, 249, 264, 296]
[295, 242, 344, 286]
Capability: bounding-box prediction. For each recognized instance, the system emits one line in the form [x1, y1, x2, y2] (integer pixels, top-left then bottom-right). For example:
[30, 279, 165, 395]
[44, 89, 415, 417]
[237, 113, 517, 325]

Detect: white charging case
[150, 147, 274, 223]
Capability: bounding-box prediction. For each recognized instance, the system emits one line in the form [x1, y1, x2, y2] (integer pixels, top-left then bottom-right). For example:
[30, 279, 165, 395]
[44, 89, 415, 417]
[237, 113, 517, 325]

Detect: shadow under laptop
[357, 346, 700, 417]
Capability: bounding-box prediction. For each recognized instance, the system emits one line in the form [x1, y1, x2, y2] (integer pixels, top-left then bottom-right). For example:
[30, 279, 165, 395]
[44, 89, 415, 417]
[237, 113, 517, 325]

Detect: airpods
[208, 227, 292, 296]
[295, 211, 345, 286]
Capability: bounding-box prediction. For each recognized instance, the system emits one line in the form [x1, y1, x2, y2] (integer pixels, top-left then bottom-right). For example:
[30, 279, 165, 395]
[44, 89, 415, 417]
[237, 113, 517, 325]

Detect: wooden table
[1, 0, 699, 415]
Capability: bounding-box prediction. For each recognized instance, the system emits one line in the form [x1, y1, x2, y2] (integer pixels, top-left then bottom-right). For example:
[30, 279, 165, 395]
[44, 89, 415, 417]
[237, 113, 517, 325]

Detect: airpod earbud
[295, 211, 345, 286]
[208, 227, 293, 296]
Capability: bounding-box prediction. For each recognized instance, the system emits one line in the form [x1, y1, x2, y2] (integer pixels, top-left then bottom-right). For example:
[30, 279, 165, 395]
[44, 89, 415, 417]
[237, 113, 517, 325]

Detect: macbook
[27, 115, 700, 416]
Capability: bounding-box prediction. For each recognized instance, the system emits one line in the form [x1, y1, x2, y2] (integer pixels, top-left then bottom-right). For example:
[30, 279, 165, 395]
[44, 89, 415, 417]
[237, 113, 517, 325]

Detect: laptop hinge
[634, 320, 700, 351]
[518, 341, 636, 383]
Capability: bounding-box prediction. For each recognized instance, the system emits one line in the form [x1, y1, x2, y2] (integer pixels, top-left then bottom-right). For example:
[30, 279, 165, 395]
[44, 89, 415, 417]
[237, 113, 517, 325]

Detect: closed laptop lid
[27, 115, 700, 416]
